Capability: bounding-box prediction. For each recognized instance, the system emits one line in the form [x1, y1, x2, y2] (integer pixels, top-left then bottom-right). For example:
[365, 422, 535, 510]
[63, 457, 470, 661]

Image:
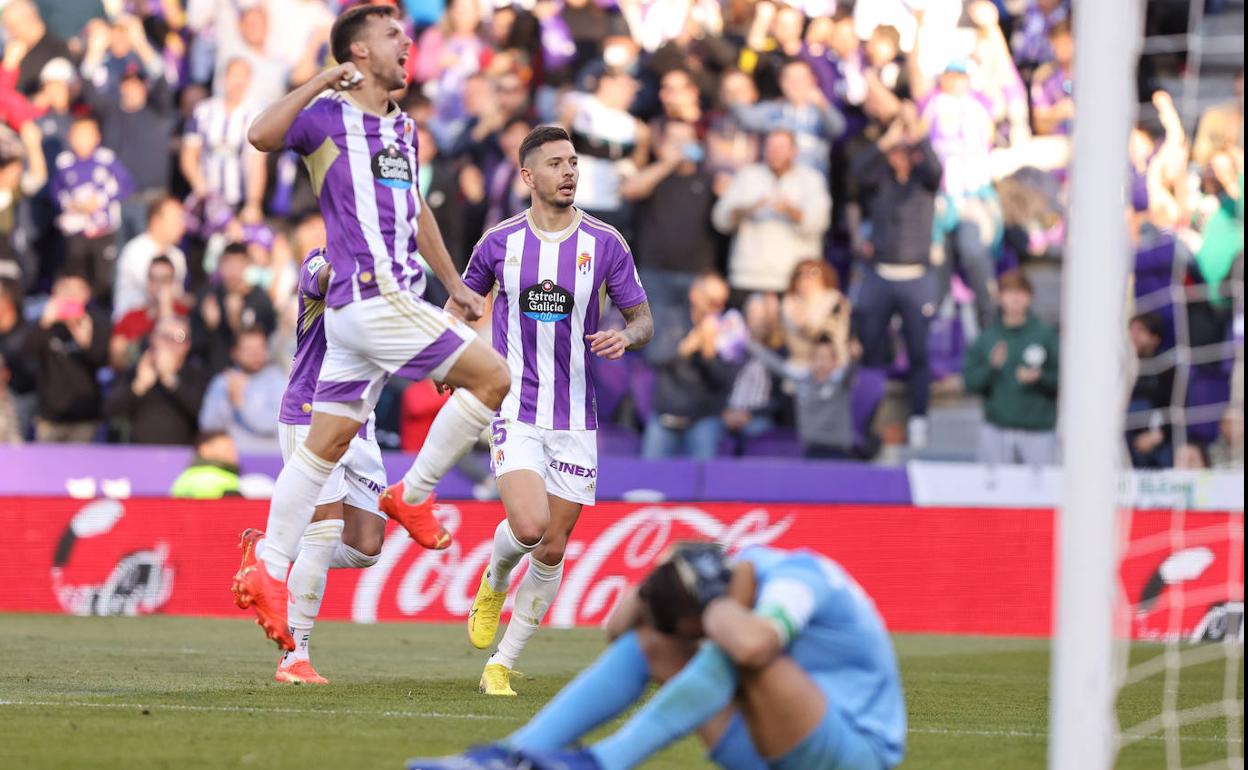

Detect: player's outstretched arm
[247, 64, 361, 152]
[587, 300, 654, 360]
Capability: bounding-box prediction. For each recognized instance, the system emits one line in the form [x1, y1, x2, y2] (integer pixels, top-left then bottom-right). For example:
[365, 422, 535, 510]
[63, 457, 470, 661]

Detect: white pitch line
[0, 700, 1241, 745]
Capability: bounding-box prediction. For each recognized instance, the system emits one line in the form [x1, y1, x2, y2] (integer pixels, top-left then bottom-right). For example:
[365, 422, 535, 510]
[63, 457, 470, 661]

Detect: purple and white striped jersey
[463, 209, 648, 431]
[285, 92, 424, 309]
[279, 249, 331, 426]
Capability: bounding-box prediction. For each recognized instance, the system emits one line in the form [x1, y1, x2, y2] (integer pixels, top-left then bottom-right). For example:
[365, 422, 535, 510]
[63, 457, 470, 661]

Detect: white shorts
[278, 419, 387, 517]
[488, 418, 598, 506]
[314, 293, 476, 423]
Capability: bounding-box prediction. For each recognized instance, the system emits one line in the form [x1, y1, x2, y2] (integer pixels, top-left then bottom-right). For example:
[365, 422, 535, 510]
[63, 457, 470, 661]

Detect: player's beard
[538, 184, 575, 209]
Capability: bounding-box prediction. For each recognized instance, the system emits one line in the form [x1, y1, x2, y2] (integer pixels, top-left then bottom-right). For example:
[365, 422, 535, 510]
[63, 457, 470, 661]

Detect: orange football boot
[230, 528, 264, 609]
[275, 659, 328, 685]
[378, 483, 452, 550]
[232, 561, 294, 651]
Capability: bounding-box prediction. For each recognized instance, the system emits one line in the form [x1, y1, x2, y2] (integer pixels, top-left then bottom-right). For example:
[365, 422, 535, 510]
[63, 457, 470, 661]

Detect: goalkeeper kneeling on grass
[408, 542, 906, 770]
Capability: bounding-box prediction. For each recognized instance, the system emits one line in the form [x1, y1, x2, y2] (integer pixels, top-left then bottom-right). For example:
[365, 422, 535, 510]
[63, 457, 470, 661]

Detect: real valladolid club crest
[577, 251, 592, 275]
[51, 500, 174, 617]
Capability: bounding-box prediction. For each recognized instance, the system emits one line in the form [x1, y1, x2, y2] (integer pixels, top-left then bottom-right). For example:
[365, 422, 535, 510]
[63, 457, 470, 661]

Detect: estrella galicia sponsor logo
[372, 144, 412, 190]
[549, 459, 597, 479]
[522, 280, 573, 322]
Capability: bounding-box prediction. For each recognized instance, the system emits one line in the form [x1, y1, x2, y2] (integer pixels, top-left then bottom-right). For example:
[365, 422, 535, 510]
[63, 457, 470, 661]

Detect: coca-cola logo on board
[351, 505, 795, 626]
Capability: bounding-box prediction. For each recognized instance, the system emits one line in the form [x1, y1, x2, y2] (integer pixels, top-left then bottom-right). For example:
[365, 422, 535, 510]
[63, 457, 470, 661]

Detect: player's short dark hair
[518, 125, 571, 167]
[330, 3, 398, 65]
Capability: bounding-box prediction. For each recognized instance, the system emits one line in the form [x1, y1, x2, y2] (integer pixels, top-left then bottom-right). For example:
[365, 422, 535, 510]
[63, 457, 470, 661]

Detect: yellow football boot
[468, 568, 507, 649]
[478, 663, 520, 697]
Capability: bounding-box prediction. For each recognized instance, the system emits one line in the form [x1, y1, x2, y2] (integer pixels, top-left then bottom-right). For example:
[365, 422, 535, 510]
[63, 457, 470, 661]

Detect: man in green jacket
[962, 271, 1059, 466]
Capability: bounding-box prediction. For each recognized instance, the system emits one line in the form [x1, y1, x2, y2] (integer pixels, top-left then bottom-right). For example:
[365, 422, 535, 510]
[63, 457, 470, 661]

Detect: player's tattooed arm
[620, 300, 654, 350]
[586, 300, 654, 360]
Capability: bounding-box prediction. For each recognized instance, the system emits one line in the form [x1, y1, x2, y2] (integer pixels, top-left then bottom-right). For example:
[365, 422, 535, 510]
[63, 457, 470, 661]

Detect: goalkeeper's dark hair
[331, 3, 398, 65]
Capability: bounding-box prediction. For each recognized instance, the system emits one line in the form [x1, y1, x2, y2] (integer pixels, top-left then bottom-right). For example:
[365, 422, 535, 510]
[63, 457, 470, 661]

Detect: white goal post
[1048, 0, 1142, 767]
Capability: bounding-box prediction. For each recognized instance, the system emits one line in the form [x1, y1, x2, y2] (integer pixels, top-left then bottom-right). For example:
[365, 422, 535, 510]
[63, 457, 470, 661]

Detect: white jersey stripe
[379, 118, 412, 295]
[501, 227, 526, 422]
[534, 238, 559, 427]
[343, 108, 399, 296]
[569, 229, 596, 430]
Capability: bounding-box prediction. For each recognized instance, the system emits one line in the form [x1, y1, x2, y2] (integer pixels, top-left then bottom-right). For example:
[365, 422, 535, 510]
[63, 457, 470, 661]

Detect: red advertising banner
[0, 498, 1240, 639]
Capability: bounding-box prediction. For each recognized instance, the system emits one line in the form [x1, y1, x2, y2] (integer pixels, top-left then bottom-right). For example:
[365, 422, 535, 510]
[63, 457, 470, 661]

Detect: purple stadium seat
[597, 423, 642, 456]
[628, 355, 656, 423]
[1185, 370, 1231, 446]
[741, 427, 803, 458]
[590, 355, 629, 421]
[851, 367, 888, 446]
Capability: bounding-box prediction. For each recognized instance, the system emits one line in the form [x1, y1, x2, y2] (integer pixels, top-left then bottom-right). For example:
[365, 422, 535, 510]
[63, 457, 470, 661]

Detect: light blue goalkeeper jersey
[736, 545, 907, 767]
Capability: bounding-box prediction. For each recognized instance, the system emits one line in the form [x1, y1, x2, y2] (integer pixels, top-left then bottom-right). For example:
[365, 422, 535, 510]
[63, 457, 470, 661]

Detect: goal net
[1050, 0, 1244, 768]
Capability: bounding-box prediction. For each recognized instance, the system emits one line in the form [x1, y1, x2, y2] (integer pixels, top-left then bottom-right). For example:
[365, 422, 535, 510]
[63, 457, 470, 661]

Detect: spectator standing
[621, 120, 718, 365]
[0, 122, 47, 287]
[1192, 68, 1243, 171]
[109, 255, 190, 370]
[1126, 312, 1175, 468]
[113, 196, 187, 321]
[723, 292, 787, 446]
[21, 272, 110, 442]
[729, 58, 846, 175]
[562, 68, 650, 238]
[0, 0, 71, 97]
[915, 58, 1000, 330]
[198, 325, 283, 454]
[79, 15, 166, 100]
[104, 315, 209, 445]
[1029, 21, 1075, 137]
[705, 68, 761, 195]
[49, 116, 136, 306]
[31, 58, 75, 162]
[191, 243, 275, 374]
[214, 5, 289, 108]
[1011, 0, 1069, 73]
[180, 57, 266, 222]
[482, 116, 533, 230]
[642, 273, 742, 460]
[962, 271, 1059, 466]
[82, 39, 178, 246]
[849, 108, 942, 447]
[712, 129, 831, 298]
[416, 0, 491, 130]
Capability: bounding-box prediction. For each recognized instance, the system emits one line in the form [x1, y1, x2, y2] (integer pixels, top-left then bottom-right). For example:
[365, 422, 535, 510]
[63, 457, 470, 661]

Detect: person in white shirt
[711, 129, 831, 296]
[112, 196, 187, 320]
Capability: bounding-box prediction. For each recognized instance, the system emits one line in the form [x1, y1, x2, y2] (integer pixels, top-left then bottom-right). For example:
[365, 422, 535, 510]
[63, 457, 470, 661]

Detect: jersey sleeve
[462, 237, 497, 296]
[604, 237, 647, 309]
[285, 98, 333, 156]
[299, 251, 330, 301]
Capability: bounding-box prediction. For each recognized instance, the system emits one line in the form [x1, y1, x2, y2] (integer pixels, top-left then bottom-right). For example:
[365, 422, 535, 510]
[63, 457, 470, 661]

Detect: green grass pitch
[0, 615, 1240, 769]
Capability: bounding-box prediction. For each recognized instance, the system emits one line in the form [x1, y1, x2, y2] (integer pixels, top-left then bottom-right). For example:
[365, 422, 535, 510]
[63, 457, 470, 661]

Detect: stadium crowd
[0, 0, 1241, 471]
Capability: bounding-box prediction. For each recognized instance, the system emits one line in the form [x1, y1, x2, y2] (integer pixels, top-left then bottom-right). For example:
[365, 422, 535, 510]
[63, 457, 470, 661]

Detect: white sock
[262, 445, 336, 579]
[281, 627, 313, 667]
[487, 519, 536, 592]
[489, 557, 563, 670]
[329, 541, 380, 569]
[402, 390, 495, 504]
[286, 518, 343, 634]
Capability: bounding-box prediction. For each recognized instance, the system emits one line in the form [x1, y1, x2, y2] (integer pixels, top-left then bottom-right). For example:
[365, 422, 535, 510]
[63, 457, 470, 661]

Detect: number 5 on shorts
[490, 420, 507, 470]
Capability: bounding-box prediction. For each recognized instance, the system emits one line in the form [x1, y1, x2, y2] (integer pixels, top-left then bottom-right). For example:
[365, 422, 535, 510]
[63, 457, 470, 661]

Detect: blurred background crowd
[0, 0, 1240, 473]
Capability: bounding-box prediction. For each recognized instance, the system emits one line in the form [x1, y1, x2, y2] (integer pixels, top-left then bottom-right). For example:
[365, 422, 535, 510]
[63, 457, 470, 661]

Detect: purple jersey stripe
[517, 228, 542, 424]
[552, 235, 577, 430]
[394, 328, 465, 381]
[315, 379, 371, 402]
